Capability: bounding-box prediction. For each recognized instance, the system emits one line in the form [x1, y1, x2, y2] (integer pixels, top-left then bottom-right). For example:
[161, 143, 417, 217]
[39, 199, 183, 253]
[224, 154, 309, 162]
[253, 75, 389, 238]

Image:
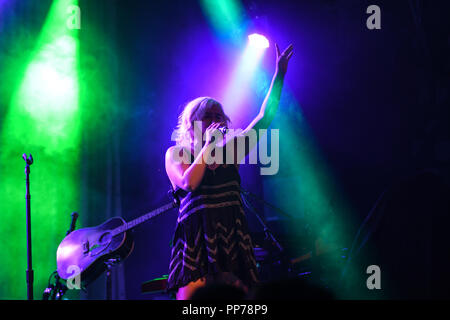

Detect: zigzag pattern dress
[166, 161, 259, 293]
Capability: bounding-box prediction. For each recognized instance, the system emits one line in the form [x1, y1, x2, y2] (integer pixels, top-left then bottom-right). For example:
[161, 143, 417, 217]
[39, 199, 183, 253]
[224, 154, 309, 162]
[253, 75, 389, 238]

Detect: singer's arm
[245, 69, 285, 134]
[230, 43, 293, 163]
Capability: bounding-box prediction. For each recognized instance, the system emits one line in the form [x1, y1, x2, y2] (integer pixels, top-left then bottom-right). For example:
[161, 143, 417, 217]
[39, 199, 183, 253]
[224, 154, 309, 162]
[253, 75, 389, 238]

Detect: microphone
[218, 126, 228, 135]
[66, 212, 78, 235]
[208, 126, 228, 144]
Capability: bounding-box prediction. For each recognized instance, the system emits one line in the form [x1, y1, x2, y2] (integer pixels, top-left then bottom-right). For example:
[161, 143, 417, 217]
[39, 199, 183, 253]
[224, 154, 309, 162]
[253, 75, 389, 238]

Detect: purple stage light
[248, 33, 269, 49]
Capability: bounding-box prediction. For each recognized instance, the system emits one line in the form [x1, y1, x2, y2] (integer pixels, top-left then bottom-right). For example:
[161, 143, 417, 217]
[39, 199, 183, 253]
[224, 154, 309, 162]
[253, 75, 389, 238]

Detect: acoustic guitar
[56, 199, 179, 286]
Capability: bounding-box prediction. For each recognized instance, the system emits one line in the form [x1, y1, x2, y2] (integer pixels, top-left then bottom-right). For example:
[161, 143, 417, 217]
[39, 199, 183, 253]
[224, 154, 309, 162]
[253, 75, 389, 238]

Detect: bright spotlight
[248, 33, 269, 49]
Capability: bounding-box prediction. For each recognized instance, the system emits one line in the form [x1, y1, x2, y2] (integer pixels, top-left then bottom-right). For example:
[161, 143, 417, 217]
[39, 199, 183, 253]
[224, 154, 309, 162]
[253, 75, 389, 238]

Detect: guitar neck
[111, 202, 176, 236]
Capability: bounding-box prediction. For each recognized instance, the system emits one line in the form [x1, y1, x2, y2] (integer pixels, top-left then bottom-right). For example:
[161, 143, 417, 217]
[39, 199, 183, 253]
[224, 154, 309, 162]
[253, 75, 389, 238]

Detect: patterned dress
[166, 157, 259, 293]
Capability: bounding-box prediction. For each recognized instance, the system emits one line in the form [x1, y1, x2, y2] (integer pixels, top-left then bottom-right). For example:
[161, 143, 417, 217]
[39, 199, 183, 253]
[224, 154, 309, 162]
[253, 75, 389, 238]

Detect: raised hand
[275, 43, 293, 76]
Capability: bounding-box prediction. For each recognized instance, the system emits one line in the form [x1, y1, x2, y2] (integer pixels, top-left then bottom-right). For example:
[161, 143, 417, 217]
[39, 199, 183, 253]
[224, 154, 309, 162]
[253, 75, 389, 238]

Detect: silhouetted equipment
[342, 171, 450, 299]
[141, 275, 168, 294]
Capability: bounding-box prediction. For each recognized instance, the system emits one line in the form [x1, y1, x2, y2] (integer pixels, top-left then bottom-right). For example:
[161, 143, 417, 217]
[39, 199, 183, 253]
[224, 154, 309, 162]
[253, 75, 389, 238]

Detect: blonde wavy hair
[173, 97, 231, 147]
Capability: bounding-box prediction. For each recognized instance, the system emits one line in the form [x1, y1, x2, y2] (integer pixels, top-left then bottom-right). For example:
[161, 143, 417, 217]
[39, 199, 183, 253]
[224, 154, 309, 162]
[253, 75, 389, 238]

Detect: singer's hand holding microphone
[205, 122, 228, 145]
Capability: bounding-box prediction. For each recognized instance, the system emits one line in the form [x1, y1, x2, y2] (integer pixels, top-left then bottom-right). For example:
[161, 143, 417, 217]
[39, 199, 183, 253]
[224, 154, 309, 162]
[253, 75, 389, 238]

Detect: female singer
[165, 43, 293, 300]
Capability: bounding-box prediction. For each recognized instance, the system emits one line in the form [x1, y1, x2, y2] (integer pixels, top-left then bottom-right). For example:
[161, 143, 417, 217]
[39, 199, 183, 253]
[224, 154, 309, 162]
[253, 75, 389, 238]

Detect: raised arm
[230, 43, 293, 163]
[245, 43, 293, 133]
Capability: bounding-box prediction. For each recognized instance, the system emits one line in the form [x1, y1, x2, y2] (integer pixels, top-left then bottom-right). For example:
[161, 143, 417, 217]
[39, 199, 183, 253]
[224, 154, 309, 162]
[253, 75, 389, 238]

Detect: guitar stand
[105, 258, 119, 300]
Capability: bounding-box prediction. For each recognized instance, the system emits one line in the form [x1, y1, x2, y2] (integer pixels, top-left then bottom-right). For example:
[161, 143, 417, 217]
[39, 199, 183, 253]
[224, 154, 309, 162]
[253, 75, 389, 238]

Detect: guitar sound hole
[89, 232, 113, 256]
[99, 232, 112, 244]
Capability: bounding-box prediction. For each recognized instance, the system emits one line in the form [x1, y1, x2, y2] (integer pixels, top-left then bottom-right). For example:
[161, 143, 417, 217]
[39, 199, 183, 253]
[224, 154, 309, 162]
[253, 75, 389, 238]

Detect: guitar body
[57, 217, 134, 285]
[56, 200, 178, 286]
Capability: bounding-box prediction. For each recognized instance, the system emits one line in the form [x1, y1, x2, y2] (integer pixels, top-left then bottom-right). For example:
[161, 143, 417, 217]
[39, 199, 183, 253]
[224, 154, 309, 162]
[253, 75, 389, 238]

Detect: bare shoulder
[165, 145, 189, 190]
[165, 145, 177, 160]
[165, 145, 190, 167]
[166, 145, 181, 165]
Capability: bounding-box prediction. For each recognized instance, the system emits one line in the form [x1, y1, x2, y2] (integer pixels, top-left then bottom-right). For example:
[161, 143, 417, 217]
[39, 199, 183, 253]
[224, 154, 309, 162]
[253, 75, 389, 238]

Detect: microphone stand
[23, 153, 34, 300]
[239, 187, 293, 275]
[240, 187, 294, 220]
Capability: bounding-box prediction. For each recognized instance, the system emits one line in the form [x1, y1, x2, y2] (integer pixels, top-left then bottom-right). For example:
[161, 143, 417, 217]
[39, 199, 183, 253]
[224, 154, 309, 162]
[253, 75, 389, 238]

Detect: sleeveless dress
[166, 153, 259, 293]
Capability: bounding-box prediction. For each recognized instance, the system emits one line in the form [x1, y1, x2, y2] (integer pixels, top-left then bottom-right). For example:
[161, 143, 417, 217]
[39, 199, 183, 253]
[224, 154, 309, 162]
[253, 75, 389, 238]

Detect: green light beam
[0, 0, 80, 299]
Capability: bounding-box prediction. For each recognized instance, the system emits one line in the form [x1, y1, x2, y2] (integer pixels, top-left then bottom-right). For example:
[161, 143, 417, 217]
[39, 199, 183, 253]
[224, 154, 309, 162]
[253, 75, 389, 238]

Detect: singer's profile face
[200, 104, 227, 133]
